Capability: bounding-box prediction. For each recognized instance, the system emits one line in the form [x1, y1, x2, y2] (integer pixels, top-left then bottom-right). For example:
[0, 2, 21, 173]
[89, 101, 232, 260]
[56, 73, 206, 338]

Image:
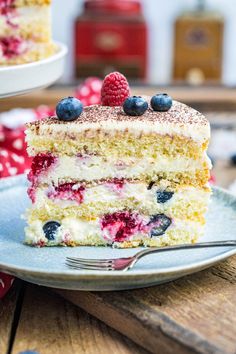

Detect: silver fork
[66, 240, 236, 271]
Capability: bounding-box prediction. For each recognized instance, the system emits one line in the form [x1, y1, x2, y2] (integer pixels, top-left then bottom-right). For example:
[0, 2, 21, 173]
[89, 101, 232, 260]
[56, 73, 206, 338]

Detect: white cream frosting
[0, 6, 50, 32]
[36, 154, 211, 184]
[27, 99, 210, 144]
[33, 119, 210, 144]
[34, 182, 210, 211]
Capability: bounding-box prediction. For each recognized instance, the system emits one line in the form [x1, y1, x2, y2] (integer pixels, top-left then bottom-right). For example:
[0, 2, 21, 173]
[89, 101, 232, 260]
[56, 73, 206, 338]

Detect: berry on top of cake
[24, 72, 211, 248]
[0, 0, 55, 65]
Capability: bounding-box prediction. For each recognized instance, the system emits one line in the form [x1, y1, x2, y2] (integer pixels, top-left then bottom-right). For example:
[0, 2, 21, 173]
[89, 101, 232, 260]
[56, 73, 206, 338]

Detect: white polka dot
[12, 153, 24, 164]
[0, 163, 3, 172]
[0, 150, 8, 157]
[89, 94, 100, 105]
[6, 162, 10, 168]
[90, 80, 102, 92]
[8, 167, 17, 175]
[79, 86, 90, 97]
[0, 279, 5, 288]
[12, 138, 23, 150]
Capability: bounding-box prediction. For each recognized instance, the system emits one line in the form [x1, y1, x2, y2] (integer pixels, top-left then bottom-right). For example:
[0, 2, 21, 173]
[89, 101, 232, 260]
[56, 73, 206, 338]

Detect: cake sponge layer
[26, 130, 209, 160]
[14, 0, 51, 6]
[0, 41, 55, 65]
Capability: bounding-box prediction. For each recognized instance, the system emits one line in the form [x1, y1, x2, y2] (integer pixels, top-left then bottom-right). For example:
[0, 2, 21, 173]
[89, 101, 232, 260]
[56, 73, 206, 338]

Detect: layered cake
[24, 74, 211, 247]
[0, 0, 55, 65]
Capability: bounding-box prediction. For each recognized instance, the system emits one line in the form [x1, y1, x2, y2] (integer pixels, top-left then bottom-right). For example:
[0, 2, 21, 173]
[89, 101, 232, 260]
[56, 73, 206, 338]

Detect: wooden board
[0, 281, 22, 354]
[11, 284, 148, 354]
[56, 255, 236, 354]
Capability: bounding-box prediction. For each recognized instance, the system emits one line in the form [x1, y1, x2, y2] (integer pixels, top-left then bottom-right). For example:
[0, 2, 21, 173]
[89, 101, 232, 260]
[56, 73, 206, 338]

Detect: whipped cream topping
[27, 100, 210, 143]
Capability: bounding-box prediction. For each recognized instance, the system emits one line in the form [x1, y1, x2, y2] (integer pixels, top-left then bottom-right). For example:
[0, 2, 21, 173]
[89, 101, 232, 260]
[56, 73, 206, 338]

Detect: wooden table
[1, 87, 236, 354]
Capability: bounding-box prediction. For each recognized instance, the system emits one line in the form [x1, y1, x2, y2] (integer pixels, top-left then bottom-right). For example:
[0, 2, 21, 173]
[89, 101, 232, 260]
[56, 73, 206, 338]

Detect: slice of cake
[24, 83, 211, 247]
[0, 0, 55, 65]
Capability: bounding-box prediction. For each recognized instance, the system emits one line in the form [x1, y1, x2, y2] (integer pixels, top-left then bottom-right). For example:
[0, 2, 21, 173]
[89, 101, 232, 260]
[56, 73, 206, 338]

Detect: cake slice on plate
[24, 75, 211, 247]
[0, 0, 55, 65]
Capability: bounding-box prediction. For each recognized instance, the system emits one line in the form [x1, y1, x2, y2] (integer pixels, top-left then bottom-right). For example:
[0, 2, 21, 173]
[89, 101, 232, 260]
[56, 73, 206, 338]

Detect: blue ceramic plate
[0, 175, 236, 291]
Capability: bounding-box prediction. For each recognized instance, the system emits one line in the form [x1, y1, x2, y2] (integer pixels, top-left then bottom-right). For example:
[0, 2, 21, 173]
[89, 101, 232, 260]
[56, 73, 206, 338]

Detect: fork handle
[135, 240, 236, 260]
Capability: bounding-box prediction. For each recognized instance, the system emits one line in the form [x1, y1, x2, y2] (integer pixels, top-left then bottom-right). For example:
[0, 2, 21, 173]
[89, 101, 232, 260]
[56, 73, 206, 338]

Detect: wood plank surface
[56, 256, 236, 354]
[12, 284, 148, 354]
[0, 281, 22, 354]
[1, 86, 236, 112]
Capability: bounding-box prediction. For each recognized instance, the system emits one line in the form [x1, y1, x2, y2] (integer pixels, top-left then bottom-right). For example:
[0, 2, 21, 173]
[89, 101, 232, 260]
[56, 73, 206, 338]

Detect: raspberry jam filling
[0, 0, 15, 15]
[101, 211, 145, 243]
[28, 153, 57, 181]
[0, 36, 26, 58]
[105, 178, 125, 195]
[27, 154, 57, 202]
[48, 183, 85, 204]
[101, 212, 172, 242]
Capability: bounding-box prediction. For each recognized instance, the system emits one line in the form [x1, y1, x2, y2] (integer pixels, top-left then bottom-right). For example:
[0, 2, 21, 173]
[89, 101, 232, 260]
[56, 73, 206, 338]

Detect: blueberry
[230, 154, 236, 166]
[123, 96, 148, 116]
[148, 214, 171, 237]
[156, 190, 174, 203]
[56, 97, 83, 121]
[43, 221, 61, 241]
[19, 351, 39, 354]
[150, 93, 172, 112]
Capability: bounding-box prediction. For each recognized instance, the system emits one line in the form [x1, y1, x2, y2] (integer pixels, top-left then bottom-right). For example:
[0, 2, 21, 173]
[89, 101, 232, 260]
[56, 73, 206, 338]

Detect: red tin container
[74, 0, 147, 80]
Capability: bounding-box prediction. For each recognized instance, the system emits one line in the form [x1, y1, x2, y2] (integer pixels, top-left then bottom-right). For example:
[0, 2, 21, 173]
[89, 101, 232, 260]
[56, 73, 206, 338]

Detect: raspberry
[101, 72, 130, 106]
[101, 211, 144, 242]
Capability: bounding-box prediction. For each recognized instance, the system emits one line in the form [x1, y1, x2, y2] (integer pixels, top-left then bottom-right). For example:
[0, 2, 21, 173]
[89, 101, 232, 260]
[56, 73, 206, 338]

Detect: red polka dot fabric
[0, 105, 54, 299]
[0, 78, 100, 298]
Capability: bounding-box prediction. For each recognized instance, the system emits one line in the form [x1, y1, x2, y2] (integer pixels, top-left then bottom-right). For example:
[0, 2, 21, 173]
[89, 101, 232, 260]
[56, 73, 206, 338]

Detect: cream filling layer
[25, 217, 203, 246]
[37, 155, 211, 184]
[34, 182, 210, 210]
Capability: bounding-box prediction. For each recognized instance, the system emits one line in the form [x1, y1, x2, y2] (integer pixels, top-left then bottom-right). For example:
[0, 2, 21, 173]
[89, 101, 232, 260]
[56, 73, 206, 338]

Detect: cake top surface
[29, 100, 208, 128]
[26, 99, 210, 142]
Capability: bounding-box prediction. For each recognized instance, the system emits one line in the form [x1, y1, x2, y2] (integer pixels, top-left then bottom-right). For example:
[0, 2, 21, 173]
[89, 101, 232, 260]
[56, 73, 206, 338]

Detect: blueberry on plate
[150, 93, 172, 112]
[148, 214, 171, 237]
[43, 221, 61, 241]
[123, 96, 148, 116]
[56, 97, 83, 121]
[156, 190, 174, 203]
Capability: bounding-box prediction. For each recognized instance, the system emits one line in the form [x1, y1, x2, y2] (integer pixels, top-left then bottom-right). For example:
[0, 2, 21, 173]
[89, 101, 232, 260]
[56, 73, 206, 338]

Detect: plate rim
[0, 174, 236, 280]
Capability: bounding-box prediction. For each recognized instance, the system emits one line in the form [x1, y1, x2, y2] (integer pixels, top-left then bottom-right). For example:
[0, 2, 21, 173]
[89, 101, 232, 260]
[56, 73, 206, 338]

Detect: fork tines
[66, 257, 114, 271]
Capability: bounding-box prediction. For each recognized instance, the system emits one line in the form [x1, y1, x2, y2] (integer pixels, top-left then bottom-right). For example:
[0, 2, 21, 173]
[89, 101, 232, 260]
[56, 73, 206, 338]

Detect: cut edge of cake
[24, 95, 211, 248]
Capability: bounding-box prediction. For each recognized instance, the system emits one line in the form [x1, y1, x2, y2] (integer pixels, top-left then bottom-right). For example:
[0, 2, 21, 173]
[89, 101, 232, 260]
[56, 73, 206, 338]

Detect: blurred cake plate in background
[0, 0, 67, 97]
